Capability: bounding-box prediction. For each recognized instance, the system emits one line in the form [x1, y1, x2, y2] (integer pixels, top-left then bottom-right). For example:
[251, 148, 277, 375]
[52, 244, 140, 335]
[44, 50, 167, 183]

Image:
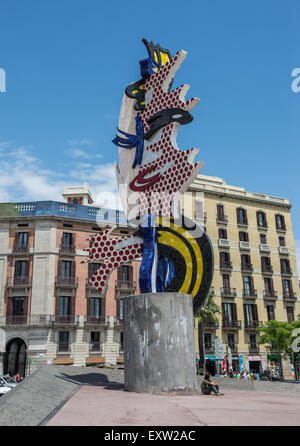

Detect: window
[280, 259, 291, 274]
[59, 296, 71, 316]
[89, 263, 101, 277]
[257, 211, 267, 228]
[244, 304, 258, 324]
[286, 306, 295, 323]
[118, 265, 133, 283]
[62, 261, 72, 278]
[222, 303, 238, 327]
[227, 333, 235, 348]
[119, 299, 124, 320]
[264, 277, 274, 295]
[239, 231, 249, 242]
[266, 305, 275, 321]
[218, 228, 227, 239]
[17, 232, 28, 248]
[220, 252, 231, 266]
[237, 208, 248, 225]
[58, 331, 69, 352]
[275, 214, 286, 230]
[222, 274, 230, 290]
[204, 333, 212, 350]
[15, 260, 28, 277]
[90, 332, 101, 351]
[194, 200, 204, 220]
[260, 233, 267, 244]
[217, 204, 225, 221]
[249, 334, 257, 347]
[62, 232, 73, 247]
[90, 298, 101, 318]
[261, 256, 272, 272]
[279, 236, 285, 246]
[243, 275, 254, 296]
[12, 297, 25, 316]
[241, 254, 251, 267]
[282, 279, 293, 297]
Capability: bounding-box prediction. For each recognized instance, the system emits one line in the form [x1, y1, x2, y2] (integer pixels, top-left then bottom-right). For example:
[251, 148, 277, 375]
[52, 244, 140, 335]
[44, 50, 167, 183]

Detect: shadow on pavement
[55, 372, 124, 391]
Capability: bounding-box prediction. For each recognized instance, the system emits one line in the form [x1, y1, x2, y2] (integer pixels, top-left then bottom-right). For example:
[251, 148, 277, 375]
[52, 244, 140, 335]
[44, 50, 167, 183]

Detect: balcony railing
[283, 292, 296, 300]
[58, 342, 71, 353]
[222, 319, 242, 329]
[55, 276, 78, 287]
[276, 224, 286, 232]
[221, 287, 237, 298]
[6, 276, 32, 287]
[52, 315, 79, 325]
[227, 344, 238, 353]
[281, 268, 292, 276]
[239, 241, 250, 251]
[89, 342, 102, 353]
[0, 314, 53, 327]
[259, 244, 271, 253]
[241, 263, 253, 272]
[218, 239, 230, 248]
[12, 243, 29, 254]
[216, 214, 228, 224]
[237, 219, 248, 226]
[249, 344, 260, 353]
[244, 320, 263, 330]
[261, 265, 273, 274]
[202, 320, 219, 329]
[278, 246, 289, 255]
[84, 316, 109, 326]
[219, 261, 232, 270]
[115, 280, 136, 290]
[243, 288, 257, 298]
[59, 243, 76, 255]
[263, 290, 278, 300]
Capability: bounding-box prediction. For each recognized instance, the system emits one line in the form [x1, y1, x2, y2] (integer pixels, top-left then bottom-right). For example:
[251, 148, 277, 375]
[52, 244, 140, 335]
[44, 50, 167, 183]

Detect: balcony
[222, 319, 242, 330]
[243, 288, 257, 299]
[221, 287, 237, 298]
[276, 224, 286, 232]
[283, 292, 297, 301]
[52, 315, 79, 326]
[259, 244, 271, 253]
[0, 314, 53, 327]
[239, 241, 250, 251]
[59, 243, 76, 255]
[278, 246, 289, 255]
[219, 261, 232, 271]
[115, 280, 136, 291]
[227, 344, 238, 353]
[237, 219, 248, 227]
[12, 243, 29, 255]
[86, 278, 104, 294]
[84, 316, 109, 326]
[244, 321, 263, 330]
[58, 342, 71, 353]
[249, 344, 260, 353]
[216, 214, 228, 224]
[241, 263, 253, 272]
[89, 342, 102, 353]
[261, 265, 273, 274]
[218, 239, 230, 248]
[281, 268, 292, 276]
[114, 316, 123, 327]
[6, 276, 32, 287]
[202, 320, 219, 329]
[257, 223, 268, 230]
[263, 290, 278, 300]
[55, 276, 78, 288]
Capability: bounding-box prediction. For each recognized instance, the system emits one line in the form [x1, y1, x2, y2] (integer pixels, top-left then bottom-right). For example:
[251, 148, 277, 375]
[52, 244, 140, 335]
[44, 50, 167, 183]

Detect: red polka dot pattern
[130, 50, 202, 217]
[83, 228, 142, 294]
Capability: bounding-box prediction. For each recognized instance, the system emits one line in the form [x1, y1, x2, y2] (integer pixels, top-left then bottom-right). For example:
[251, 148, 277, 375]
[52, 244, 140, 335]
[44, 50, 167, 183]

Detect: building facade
[185, 175, 300, 377]
[0, 187, 140, 377]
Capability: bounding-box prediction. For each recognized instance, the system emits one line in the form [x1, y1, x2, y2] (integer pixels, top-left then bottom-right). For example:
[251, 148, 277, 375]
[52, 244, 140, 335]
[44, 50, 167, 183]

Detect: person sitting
[201, 373, 224, 396]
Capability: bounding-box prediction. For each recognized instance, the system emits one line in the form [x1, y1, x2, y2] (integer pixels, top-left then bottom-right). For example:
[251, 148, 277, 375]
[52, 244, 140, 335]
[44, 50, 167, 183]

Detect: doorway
[3, 338, 27, 377]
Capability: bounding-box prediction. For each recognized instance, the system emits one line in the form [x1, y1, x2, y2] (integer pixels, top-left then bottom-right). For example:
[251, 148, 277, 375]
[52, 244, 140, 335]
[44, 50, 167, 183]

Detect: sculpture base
[123, 292, 197, 394]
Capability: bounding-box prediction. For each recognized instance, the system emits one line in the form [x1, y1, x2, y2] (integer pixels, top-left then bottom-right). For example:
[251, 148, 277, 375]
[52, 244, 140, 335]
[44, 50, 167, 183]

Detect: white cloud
[0, 142, 121, 210]
[69, 148, 91, 158]
[68, 139, 95, 147]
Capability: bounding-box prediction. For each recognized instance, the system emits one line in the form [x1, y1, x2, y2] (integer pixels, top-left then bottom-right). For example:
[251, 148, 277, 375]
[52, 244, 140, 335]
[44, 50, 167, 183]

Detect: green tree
[257, 319, 300, 378]
[195, 290, 221, 372]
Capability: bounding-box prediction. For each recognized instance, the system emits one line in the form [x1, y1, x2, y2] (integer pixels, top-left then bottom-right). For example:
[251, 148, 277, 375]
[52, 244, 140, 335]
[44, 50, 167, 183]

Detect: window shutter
[195, 200, 203, 220]
[221, 302, 226, 317]
[250, 276, 255, 293]
[72, 232, 76, 247]
[253, 304, 258, 322]
[232, 303, 237, 321]
[71, 261, 76, 278]
[243, 304, 247, 323]
[236, 208, 240, 224]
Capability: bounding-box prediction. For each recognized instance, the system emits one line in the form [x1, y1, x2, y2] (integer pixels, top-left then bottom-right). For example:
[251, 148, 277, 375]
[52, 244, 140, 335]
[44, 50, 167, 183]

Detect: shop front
[267, 354, 281, 375]
[248, 355, 262, 374]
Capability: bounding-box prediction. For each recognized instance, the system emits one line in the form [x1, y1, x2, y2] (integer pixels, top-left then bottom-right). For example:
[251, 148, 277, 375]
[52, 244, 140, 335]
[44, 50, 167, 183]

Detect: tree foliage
[195, 291, 221, 323]
[257, 319, 300, 359]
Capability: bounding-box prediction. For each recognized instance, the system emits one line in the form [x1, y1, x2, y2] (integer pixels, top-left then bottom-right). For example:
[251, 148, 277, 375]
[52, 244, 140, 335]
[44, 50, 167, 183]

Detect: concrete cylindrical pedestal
[123, 292, 197, 394]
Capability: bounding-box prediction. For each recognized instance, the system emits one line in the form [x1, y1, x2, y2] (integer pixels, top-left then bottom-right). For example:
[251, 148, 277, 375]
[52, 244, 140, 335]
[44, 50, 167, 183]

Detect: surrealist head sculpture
[83, 39, 214, 314]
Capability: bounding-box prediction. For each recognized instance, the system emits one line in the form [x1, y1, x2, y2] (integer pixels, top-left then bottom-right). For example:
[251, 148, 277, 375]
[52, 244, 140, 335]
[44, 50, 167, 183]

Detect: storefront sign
[248, 355, 261, 361]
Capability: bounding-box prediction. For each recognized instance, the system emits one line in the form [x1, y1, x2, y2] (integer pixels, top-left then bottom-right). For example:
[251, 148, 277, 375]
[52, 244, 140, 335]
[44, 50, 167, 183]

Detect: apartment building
[185, 174, 300, 377]
[0, 186, 140, 377]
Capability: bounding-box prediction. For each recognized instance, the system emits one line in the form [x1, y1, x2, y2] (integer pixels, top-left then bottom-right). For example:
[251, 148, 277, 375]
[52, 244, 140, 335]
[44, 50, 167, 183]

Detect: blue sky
[0, 0, 299, 263]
